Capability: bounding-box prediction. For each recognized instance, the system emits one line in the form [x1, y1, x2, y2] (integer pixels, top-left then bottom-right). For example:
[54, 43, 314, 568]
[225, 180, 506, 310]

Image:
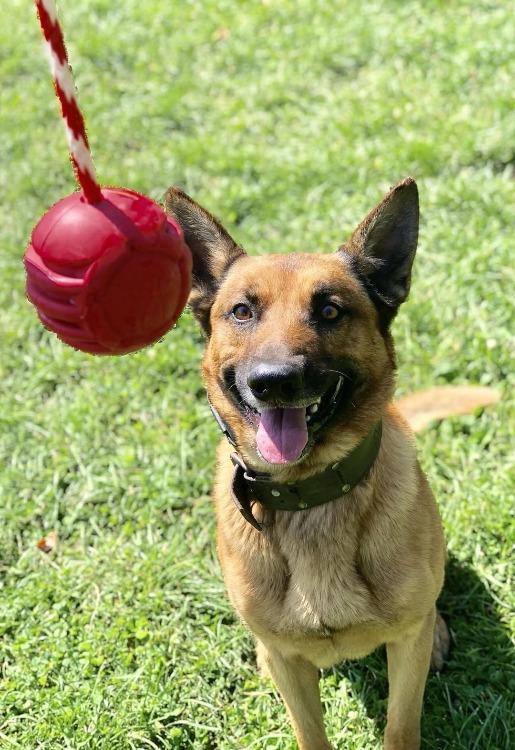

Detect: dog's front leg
[384, 608, 436, 750]
[257, 641, 332, 750]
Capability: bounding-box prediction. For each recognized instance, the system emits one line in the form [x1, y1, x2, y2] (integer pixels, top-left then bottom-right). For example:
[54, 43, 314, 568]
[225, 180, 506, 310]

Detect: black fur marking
[347, 254, 399, 334]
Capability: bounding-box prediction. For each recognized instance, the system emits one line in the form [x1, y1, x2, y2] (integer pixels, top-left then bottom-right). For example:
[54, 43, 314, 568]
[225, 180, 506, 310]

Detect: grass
[0, 0, 513, 748]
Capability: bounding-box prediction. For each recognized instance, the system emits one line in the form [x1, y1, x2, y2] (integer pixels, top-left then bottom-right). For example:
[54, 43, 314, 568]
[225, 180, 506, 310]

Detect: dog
[165, 177, 451, 750]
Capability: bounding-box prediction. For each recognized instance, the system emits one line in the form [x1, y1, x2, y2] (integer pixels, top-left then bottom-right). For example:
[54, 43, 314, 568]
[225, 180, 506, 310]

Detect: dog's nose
[247, 362, 304, 402]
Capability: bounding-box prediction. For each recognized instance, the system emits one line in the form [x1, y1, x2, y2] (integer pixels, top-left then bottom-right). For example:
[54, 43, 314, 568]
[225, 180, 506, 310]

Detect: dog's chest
[275, 526, 374, 634]
[236, 507, 379, 640]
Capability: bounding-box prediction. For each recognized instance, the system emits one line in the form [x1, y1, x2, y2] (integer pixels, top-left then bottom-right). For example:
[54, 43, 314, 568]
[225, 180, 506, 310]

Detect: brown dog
[165, 178, 451, 750]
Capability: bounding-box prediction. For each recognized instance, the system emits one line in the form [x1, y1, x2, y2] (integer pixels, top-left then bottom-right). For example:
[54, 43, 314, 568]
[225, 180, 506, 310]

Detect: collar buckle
[230, 453, 265, 532]
[230, 452, 272, 483]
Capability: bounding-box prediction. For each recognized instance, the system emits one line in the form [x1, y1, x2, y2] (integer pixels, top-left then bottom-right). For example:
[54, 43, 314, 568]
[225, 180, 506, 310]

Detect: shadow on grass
[330, 553, 514, 750]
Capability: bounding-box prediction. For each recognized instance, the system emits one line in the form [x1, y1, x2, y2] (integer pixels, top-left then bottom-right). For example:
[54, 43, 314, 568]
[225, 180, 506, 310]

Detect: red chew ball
[24, 188, 192, 354]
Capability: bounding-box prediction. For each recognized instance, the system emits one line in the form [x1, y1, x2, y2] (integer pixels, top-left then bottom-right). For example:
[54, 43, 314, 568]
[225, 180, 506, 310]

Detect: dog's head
[165, 178, 418, 474]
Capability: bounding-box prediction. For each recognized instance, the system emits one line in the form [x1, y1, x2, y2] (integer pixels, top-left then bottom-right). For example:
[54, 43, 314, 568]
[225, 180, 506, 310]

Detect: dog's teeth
[306, 415, 312, 423]
[309, 403, 319, 414]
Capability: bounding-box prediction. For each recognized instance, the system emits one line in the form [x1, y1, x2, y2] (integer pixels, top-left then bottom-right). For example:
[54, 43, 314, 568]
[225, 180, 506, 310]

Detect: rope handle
[35, 0, 103, 203]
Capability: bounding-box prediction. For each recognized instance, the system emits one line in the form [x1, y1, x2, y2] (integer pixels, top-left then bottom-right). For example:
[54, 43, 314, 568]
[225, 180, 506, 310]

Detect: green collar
[221, 415, 383, 532]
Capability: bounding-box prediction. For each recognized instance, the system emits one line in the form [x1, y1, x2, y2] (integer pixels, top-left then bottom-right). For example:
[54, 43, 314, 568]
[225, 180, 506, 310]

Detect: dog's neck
[208, 400, 382, 532]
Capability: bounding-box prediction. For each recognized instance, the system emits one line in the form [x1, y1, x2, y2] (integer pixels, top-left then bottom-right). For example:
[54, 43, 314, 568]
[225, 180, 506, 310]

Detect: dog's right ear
[165, 187, 245, 334]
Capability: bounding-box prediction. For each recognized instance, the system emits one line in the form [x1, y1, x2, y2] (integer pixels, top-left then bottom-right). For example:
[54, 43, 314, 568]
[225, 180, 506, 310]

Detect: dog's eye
[320, 303, 341, 321]
[232, 303, 253, 321]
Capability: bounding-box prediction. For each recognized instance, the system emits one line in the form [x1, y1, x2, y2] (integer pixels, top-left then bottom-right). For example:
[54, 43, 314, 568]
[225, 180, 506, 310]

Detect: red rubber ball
[24, 188, 192, 354]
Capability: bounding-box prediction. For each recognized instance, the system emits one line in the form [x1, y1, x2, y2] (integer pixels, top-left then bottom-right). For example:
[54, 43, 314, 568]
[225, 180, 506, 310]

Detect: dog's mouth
[223, 370, 357, 465]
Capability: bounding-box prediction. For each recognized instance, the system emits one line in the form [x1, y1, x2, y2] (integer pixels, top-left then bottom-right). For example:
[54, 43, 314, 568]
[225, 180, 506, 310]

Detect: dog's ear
[165, 187, 245, 334]
[340, 177, 419, 329]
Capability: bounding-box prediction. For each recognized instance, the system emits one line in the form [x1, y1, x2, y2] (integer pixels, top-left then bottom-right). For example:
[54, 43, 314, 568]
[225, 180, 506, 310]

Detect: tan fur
[214, 408, 444, 749]
[166, 179, 450, 749]
[396, 385, 500, 433]
[204, 253, 394, 480]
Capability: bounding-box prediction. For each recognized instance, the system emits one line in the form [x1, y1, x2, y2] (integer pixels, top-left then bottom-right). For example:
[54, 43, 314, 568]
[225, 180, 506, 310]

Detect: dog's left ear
[165, 187, 245, 334]
[340, 177, 419, 328]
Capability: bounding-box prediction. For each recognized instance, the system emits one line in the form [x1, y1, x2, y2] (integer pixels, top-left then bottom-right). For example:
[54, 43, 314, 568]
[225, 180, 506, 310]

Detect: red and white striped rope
[35, 0, 103, 203]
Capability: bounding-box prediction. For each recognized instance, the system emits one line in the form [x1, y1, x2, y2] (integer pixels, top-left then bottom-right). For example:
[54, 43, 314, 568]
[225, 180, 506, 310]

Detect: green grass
[1, 0, 514, 748]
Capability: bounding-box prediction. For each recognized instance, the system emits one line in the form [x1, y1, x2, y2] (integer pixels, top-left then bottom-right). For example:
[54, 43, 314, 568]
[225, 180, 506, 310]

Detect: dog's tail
[395, 386, 500, 433]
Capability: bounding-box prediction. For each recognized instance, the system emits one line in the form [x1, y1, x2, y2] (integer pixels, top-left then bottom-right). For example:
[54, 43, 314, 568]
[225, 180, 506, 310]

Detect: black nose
[247, 362, 304, 402]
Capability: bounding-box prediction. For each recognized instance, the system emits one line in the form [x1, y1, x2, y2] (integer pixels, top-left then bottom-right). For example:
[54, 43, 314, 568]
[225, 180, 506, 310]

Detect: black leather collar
[208, 400, 382, 532]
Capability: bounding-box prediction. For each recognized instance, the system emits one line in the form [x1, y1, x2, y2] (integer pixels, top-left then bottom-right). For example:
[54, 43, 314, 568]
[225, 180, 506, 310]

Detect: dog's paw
[430, 611, 450, 672]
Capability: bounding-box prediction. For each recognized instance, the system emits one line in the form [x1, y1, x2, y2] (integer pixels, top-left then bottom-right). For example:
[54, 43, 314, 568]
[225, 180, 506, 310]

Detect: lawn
[0, 1, 513, 748]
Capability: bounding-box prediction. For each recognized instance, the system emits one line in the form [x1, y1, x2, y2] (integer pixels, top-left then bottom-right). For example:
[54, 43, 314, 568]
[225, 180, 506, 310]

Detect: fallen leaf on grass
[213, 27, 230, 42]
[396, 386, 500, 433]
[37, 530, 58, 553]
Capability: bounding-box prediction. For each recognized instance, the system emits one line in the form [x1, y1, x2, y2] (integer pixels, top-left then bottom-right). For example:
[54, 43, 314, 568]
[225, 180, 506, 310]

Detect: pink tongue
[256, 408, 308, 464]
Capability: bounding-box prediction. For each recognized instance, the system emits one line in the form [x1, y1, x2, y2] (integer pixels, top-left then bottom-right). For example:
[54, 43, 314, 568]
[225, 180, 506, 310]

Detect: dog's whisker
[323, 368, 354, 382]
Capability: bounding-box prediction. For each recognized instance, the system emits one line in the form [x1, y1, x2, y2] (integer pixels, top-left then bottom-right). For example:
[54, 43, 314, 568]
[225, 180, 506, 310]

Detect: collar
[209, 400, 383, 532]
